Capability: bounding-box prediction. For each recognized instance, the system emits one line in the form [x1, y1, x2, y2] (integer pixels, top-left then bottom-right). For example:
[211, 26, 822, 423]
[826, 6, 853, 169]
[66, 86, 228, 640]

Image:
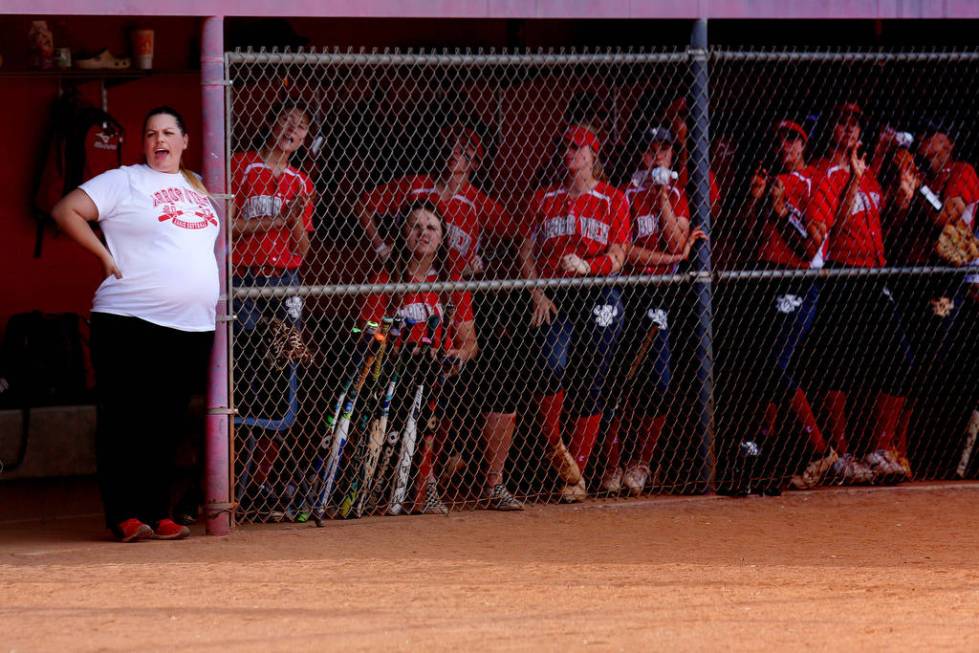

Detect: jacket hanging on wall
[33, 88, 124, 258]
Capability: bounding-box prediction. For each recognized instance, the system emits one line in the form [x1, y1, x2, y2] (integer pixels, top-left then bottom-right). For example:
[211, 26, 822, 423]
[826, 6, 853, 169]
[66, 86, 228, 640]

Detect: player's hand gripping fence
[227, 47, 979, 523]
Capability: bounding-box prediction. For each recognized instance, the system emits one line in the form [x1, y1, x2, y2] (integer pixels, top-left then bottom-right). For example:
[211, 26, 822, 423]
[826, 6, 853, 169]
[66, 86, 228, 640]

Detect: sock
[635, 414, 667, 467]
[823, 390, 848, 454]
[872, 392, 906, 451]
[789, 387, 828, 453]
[895, 400, 913, 457]
[539, 390, 565, 448]
[601, 413, 623, 477]
[568, 414, 603, 472]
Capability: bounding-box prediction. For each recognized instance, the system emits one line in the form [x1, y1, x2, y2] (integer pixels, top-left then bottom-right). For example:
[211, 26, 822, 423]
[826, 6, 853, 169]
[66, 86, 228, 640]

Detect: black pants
[91, 313, 213, 529]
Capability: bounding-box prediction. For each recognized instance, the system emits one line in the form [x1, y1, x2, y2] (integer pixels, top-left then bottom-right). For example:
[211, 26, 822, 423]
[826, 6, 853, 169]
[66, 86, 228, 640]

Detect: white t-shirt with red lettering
[80, 164, 220, 332]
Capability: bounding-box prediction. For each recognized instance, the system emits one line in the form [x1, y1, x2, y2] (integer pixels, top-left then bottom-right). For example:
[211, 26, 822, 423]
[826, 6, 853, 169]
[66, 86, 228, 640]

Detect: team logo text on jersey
[241, 195, 284, 221]
[153, 187, 218, 230]
[635, 214, 660, 239]
[444, 222, 473, 258]
[852, 191, 882, 215]
[541, 215, 610, 244]
[398, 302, 442, 324]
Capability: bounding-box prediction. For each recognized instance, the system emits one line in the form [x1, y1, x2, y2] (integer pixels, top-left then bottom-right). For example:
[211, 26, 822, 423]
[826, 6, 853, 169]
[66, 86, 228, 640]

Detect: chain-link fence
[226, 47, 979, 524]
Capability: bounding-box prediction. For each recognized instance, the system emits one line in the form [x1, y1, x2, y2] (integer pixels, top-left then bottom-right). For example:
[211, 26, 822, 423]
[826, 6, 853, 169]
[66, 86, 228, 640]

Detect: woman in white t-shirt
[52, 106, 218, 542]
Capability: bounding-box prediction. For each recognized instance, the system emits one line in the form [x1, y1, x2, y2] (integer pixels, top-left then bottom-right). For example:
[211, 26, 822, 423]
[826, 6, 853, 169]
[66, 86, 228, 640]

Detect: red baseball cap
[442, 125, 485, 163]
[776, 120, 808, 143]
[565, 124, 601, 154]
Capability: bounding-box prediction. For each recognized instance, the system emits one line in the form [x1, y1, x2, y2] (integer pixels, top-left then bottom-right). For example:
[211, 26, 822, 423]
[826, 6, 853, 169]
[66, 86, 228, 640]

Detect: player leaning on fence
[596, 125, 706, 497]
[52, 106, 217, 542]
[519, 124, 630, 503]
[805, 103, 914, 485]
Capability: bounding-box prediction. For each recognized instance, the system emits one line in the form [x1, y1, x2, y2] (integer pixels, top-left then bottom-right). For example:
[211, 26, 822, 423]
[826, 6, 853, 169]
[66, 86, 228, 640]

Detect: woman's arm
[627, 229, 706, 267]
[51, 189, 121, 279]
[657, 188, 691, 254]
[446, 319, 479, 366]
[287, 195, 312, 259]
[518, 235, 557, 326]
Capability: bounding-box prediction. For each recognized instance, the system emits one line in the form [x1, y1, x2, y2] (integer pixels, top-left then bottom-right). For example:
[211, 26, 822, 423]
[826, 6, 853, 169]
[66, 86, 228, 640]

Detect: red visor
[776, 120, 808, 143]
[565, 125, 601, 154]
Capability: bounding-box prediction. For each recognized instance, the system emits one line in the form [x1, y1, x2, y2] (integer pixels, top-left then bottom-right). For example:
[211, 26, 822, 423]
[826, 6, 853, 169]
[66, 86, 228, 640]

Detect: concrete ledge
[0, 406, 97, 480]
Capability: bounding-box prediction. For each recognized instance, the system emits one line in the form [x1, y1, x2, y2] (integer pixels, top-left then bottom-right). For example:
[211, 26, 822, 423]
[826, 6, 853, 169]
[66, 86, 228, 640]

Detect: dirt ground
[2, 483, 978, 652]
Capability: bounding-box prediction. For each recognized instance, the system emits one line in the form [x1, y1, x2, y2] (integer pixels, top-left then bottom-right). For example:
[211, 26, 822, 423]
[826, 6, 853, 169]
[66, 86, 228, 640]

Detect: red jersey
[807, 163, 886, 268]
[625, 183, 690, 275]
[231, 151, 314, 271]
[359, 267, 474, 350]
[360, 175, 513, 276]
[758, 165, 825, 270]
[522, 181, 631, 278]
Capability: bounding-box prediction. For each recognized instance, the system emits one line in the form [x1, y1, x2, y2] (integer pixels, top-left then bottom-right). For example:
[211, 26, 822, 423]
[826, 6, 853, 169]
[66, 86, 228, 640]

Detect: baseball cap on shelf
[565, 125, 601, 154]
[775, 119, 808, 143]
[645, 126, 675, 147]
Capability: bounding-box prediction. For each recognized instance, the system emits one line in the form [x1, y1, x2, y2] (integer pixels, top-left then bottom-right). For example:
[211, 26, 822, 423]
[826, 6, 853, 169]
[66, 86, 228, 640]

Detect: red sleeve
[709, 171, 721, 211]
[946, 163, 979, 205]
[450, 290, 474, 324]
[806, 172, 842, 231]
[359, 271, 390, 325]
[360, 176, 418, 217]
[608, 190, 631, 246]
[673, 188, 690, 220]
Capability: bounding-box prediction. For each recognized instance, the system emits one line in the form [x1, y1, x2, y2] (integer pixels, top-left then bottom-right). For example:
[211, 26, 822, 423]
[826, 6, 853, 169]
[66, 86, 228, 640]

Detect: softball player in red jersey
[734, 120, 846, 492]
[806, 103, 914, 484]
[230, 102, 316, 513]
[357, 127, 512, 279]
[599, 126, 706, 496]
[360, 202, 479, 513]
[518, 124, 630, 503]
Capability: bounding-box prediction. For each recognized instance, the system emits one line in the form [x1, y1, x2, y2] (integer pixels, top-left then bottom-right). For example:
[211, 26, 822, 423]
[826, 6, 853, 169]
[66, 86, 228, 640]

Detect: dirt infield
[2, 484, 979, 651]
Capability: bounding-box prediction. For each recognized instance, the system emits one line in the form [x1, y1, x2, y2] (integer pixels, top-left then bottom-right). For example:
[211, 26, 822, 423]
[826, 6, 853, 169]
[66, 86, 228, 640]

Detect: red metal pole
[201, 14, 232, 536]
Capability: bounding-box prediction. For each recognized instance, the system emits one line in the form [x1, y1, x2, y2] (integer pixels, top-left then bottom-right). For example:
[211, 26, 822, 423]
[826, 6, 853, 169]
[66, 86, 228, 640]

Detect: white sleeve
[78, 168, 130, 222]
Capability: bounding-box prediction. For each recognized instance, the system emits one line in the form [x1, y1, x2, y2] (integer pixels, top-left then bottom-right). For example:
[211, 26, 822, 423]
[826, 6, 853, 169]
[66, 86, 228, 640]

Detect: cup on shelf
[131, 29, 154, 70]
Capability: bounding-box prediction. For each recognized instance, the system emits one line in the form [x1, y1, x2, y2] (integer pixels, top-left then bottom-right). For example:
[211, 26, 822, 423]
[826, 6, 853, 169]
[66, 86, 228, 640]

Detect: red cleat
[152, 518, 191, 540]
[115, 518, 153, 543]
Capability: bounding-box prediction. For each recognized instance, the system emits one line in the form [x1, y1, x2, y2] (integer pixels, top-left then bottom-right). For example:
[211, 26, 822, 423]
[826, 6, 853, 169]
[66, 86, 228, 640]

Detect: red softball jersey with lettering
[624, 183, 690, 275]
[758, 165, 826, 269]
[806, 162, 886, 268]
[231, 151, 315, 272]
[522, 181, 631, 278]
[360, 175, 514, 276]
[360, 268, 474, 350]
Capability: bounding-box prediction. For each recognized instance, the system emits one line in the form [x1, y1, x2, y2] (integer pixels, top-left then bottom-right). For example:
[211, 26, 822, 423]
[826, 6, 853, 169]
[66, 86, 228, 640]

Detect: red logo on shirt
[158, 209, 218, 230]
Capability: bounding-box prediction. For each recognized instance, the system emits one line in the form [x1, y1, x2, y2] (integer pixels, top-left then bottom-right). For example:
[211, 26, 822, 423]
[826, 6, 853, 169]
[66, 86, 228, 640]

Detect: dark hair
[387, 200, 450, 283]
[265, 99, 312, 146]
[142, 105, 208, 194]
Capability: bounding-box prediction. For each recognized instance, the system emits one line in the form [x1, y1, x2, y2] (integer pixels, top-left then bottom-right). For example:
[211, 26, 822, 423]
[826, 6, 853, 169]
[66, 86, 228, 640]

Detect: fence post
[688, 19, 716, 490]
[202, 14, 232, 536]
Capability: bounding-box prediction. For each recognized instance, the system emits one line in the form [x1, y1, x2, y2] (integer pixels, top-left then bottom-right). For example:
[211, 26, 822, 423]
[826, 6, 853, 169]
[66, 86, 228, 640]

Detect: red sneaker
[115, 518, 153, 543]
[152, 518, 191, 540]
